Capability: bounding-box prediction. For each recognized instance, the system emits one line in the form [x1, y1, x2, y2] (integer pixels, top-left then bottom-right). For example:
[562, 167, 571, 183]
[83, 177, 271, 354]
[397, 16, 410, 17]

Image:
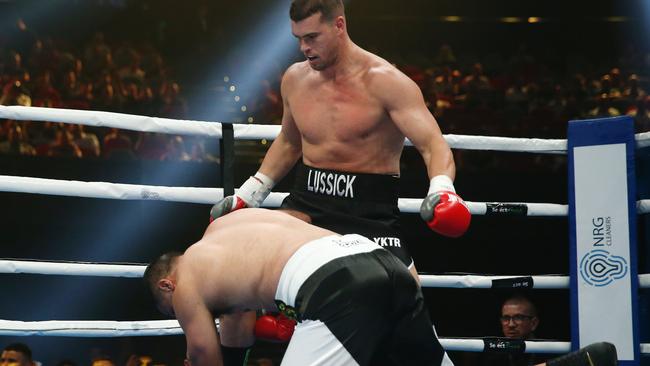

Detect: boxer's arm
[219, 311, 256, 366]
[210, 69, 301, 220]
[374, 68, 455, 180]
[174, 287, 222, 366]
[374, 68, 470, 237]
[219, 311, 256, 347]
[257, 66, 303, 182]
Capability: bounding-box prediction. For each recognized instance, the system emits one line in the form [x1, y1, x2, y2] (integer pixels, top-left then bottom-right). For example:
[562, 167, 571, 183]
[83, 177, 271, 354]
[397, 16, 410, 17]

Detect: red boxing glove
[254, 314, 296, 343]
[420, 175, 471, 238]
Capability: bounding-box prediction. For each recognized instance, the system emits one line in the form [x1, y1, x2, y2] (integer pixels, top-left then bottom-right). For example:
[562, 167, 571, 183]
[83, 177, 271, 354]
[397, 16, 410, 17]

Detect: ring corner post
[567, 116, 640, 365]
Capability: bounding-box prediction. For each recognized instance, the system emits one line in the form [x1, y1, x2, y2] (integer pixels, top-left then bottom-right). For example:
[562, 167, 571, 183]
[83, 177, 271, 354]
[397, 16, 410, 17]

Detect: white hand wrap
[427, 175, 455, 195]
[236, 172, 275, 208]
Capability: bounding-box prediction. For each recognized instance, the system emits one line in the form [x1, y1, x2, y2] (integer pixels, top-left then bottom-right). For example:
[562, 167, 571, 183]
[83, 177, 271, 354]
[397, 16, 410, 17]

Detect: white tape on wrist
[237, 172, 275, 207]
[253, 172, 275, 188]
[428, 175, 455, 195]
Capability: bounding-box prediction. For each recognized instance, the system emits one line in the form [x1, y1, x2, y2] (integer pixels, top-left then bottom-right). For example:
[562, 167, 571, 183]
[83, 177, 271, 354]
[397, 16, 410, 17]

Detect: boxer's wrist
[428, 175, 455, 195]
[237, 172, 275, 207]
[252, 172, 274, 187]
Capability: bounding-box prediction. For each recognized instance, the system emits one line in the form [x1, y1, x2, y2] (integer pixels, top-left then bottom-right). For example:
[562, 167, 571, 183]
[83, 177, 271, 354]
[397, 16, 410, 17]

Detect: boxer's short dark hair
[290, 0, 344, 22]
[143, 252, 181, 293]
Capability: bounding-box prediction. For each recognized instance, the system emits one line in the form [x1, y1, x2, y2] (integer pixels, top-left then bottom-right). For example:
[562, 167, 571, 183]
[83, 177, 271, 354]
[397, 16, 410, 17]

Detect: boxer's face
[291, 12, 343, 71]
[156, 297, 175, 318]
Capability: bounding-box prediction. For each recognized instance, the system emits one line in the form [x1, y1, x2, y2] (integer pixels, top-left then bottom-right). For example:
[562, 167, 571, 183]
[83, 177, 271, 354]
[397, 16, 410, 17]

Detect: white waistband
[275, 234, 383, 307]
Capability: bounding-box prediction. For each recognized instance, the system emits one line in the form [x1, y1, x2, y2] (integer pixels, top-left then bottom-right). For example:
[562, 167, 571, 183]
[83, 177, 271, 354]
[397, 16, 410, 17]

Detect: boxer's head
[144, 252, 182, 317]
[290, 0, 346, 71]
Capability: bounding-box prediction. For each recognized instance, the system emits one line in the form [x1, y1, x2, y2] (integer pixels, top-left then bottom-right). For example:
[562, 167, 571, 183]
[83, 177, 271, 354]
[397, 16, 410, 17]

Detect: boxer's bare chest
[289, 75, 391, 145]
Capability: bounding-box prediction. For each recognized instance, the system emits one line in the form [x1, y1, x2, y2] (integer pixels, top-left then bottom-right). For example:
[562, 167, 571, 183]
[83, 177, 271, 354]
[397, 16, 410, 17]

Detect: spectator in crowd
[103, 127, 134, 159]
[587, 93, 621, 118]
[479, 294, 548, 366]
[1, 343, 36, 366]
[0, 123, 36, 155]
[134, 132, 170, 160]
[32, 70, 62, 107]
[48, 127, 83, 158]
[1, 80, 31, 106]
[500, 294, 539, 339]
[90, 356, 115, 366]
[68, 124, 101, 157]
[462, 62, 492, 107]
[623, 74, 646, 101]
[627, 95, 650, 131]
[125, 354, 153, 366]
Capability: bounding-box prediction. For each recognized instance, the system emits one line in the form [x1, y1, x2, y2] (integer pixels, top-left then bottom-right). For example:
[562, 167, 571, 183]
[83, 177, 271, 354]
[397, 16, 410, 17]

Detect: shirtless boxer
[212, 0, 470, 277]
[146, 208, 453, 366]
[145, 209, 617, 366]
[209, 0, 470, 362]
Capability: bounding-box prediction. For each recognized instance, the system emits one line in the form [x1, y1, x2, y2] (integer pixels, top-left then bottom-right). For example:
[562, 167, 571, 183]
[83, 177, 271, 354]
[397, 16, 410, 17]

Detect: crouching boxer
[146, 208, 454, 366]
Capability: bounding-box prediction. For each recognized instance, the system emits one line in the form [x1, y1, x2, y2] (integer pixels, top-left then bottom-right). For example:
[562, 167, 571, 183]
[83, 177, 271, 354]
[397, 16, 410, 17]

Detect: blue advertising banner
[568, 116, 640, 364]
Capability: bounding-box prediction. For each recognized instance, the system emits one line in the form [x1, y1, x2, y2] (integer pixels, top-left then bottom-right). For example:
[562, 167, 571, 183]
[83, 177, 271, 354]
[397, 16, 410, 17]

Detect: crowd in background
[1, 16, 649, 166]
[0, 18, 217, 162]
[1, 342, 275, 366]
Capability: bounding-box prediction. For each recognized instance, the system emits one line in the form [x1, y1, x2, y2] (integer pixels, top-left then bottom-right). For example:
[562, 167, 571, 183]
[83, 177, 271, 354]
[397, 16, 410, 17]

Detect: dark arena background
[1, 0, 649, 365]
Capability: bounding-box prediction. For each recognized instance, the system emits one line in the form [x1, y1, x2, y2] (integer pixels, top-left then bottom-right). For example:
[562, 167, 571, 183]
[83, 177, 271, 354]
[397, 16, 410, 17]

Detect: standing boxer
[209, 0, 470, 362]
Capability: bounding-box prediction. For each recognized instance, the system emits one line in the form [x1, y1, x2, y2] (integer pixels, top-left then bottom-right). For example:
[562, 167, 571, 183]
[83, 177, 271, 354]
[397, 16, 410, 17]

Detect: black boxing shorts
[275, 234, 453, 366]
[280, 161, 414, 268]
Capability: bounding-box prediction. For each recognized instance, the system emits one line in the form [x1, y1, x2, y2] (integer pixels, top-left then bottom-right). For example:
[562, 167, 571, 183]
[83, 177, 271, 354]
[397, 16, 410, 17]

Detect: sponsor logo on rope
[141, 189, 161, 200]
[485, 203, 528, 216]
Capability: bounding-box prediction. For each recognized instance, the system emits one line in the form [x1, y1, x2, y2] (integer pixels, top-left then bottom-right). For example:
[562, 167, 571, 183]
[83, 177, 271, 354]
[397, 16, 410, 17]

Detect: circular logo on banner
[579, 249, 628, 287]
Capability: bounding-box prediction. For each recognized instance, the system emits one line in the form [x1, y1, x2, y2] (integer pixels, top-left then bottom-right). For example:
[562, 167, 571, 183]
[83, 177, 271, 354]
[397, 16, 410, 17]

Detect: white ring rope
[439, 338, 570, 354]
[0, 319, 199, 337]
[2, 259, 649, 289]
[0, 319, 648, 355]
[0, 174, 576, 216]
[0, 259, 145, 278]
[4, 174, 650, 216]
[420, 274, 569, 289]
[0, 105, 618, 153]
